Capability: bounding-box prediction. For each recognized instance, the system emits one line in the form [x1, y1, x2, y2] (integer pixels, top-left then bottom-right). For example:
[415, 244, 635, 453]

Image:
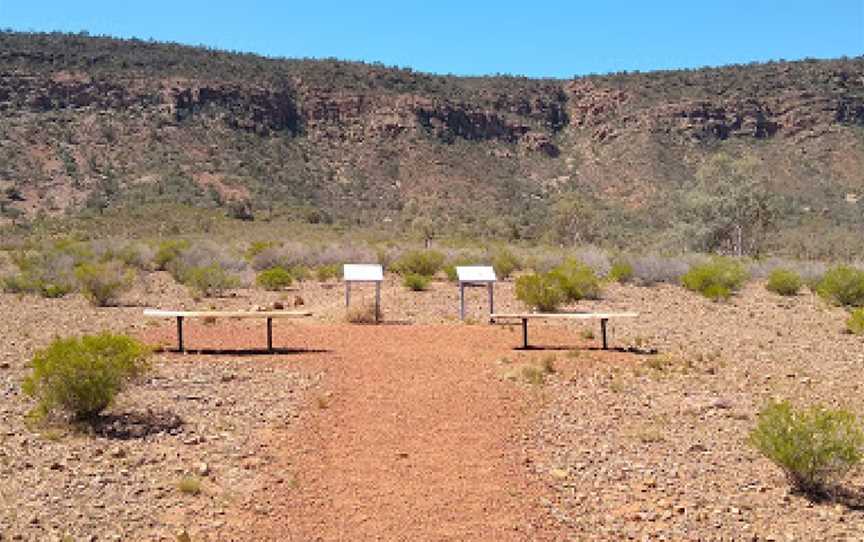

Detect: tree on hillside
[682, 153, 778, 256]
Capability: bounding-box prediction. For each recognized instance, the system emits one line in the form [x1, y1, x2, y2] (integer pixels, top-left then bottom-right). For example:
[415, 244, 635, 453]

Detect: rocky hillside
[1, 32, 862, 255]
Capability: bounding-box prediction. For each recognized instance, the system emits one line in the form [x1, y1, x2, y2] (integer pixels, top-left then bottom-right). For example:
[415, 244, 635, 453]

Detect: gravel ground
[2, 273, 864, 540]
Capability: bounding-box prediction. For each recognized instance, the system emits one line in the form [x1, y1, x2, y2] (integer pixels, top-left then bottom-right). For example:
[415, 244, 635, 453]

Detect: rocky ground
[1, 273, 863, 540]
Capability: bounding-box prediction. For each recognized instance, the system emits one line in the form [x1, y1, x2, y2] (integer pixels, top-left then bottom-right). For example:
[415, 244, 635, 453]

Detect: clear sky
[1, 1, 862, 78]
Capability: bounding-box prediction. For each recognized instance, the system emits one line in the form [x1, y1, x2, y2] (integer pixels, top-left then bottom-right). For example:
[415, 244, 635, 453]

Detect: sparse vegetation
[256, 266, 294, 291]
[179, 264, 240, 298]
[816, 265, 864, 307]
[393, 250, 445, 277]
[515, 273, 564, 312]
[403, 273, 430, 291]
[74, 260, 135, 306]
[608, 260, 634, 283]
[681, 257, 748, 301]
[346, 303, 378, 324]
[177, 476, 202, 496]
[548, 258, 602, 301]
[21, 333, 151, 421]
[491, 248, 521, 279]
[766, 268, 802, 296]
[749, 400, 864, 494]
[847, 308, 864, 335]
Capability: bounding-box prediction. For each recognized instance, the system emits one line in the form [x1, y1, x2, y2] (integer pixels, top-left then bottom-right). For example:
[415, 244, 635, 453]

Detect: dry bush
[574, 246, 611, 278]
[346, 303, 378, 324]
[75, 260, 136, 306]
[631, 254, 691, 286]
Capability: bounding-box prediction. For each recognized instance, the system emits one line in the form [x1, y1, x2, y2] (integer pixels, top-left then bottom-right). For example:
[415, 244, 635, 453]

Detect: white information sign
[343, 264, 384, 282]
[456, 266, 497, 283]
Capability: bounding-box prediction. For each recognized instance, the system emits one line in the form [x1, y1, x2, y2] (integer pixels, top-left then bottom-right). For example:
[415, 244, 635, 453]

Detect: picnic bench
[143, 309, 312, 352]
[491, 312, 639, 350]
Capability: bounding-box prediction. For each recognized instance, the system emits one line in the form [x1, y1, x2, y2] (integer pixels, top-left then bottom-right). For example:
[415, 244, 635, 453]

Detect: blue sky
[1, 1, 862, 77]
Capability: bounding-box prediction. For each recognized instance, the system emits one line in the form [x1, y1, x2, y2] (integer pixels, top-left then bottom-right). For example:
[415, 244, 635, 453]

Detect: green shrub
[21, 333, 151, 421]
[549, 258, 602, 301]
[181, 264, 239, 298]
[681, 257, 748, 301]
[315, 264, 340, 282]
[491, 249, 521, 279]
[392, 250, 445, 277]
[4, 251, 76, 298]
[749, 400, 864, 493]
[256, 267, 293, 290]
[245, 241, 274, 261]
[608, 260, 634, 283]
[403, 273, 430, 291]
[75, 261, 135, 306]
[766, 268, 802, 296]
[816, 266, 864, 307]
[289, 265, 310, 282]
[515, 273, 564, 312]
[154, 240, 189, 271]
[847, 308, 864, 335]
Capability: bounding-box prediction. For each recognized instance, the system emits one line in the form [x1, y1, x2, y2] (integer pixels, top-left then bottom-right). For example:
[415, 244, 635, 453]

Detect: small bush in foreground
[749, 400, 864, 494]
[681, 257, 748, 301]
[766, 268, 802, 296]
[392, 250, 444, 277]
[515, 273, 564, 312]
[256, 267, 293, 291]
[346, 303, 378, 324]
[177, 476, 202, 496]
[549, 258, 601, 301]
[847, 308, 864, 335]
[21, 333, 151, 421]
[403, 273, 430, 291]
[816, 266, 864, 307]
[75, 260, 135, 306]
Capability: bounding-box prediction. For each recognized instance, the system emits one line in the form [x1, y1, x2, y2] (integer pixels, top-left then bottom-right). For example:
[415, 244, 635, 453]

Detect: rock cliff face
[0, 32, 863, 235]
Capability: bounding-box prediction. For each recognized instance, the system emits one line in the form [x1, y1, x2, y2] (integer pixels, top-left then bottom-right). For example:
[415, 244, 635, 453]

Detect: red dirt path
[146, 321, 612, 540]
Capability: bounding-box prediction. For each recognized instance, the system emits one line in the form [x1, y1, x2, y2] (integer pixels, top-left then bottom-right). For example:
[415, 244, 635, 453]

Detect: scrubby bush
[847, 308, 864, 335]
[749, 400, 864, 494]
[245, 240, 275, 261]
[681, 257, 748, 301]
[75, 260, 135, 306]
[574, 246, 611, 278]
[766, 268, 802, 296]
[21, 333, 151, 421]
[346, 303, 378, 324]
[256, 267, 293, 290]
[491, 248, 521, 279]
[154, 240, 189, 270]
[392, 250, 445, 277]
[608, 260, 634, 283]
[549, 258, 601, 301]
[3, 250, 76, 298]
[181, 264, 240, 298]
[630, 254, 690, 285]
[403, 273, 430, 291]
[315, 264, 341, 281]
[816, 266, 864, 307]
[515, 273, 564, 312]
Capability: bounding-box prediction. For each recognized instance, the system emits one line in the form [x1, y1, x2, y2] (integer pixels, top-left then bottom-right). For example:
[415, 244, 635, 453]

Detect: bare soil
[3, 275, 864, 540]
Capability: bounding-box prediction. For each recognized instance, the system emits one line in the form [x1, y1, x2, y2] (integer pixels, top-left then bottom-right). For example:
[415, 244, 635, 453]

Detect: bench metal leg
[601, 318, 608, 350]
[176, 316, 184, 353]
[266, 317, 273, 352]
[522, 318, 529, 349]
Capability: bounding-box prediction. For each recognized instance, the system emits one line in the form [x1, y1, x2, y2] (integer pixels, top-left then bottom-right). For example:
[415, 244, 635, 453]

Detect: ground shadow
[154, 347, 331, 356]
[91, 409, 184, 440]
[797, 485, 864, 512]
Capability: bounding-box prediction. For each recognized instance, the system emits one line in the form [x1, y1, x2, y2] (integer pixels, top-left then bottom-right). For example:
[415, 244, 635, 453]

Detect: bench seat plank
[491, 311, 639, 349]
[144, 309, 312, 319]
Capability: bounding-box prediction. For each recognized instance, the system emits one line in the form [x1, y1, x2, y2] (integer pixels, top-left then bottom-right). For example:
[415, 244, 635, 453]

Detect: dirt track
[149, 322, 610, 541]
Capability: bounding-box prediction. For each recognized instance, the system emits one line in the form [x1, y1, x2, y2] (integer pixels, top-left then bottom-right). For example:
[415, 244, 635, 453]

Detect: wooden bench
[491, 312, 639, 350]
[143, 309, 312, 352]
